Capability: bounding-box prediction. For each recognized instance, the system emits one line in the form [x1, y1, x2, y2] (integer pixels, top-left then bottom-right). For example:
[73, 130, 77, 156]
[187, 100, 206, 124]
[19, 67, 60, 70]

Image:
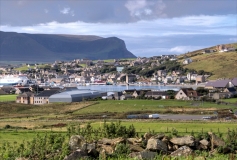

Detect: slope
[180, 43, 237, 79]
[0, 31, 136, 61]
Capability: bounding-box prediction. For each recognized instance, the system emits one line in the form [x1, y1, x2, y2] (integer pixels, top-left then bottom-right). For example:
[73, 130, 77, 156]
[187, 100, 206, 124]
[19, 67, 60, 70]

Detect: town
[0, 44, 237, 105]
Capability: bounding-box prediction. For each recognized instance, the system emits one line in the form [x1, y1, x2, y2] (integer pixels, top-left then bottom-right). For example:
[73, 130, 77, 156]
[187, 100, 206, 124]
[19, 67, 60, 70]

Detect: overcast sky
[0, 0, 236, 57]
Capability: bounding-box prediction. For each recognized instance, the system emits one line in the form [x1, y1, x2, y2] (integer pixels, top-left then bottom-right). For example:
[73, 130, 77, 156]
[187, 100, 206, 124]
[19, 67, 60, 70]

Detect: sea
[76, 84, 181, 92]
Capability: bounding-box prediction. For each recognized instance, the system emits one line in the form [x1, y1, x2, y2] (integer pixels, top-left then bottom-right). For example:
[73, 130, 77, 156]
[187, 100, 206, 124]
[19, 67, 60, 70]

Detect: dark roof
[232, 78, 237, 86]
[35, 90, 59, 97]
[17, 92, 34, 97]
[145, 91, 168, 96]
[18, 88, 31, 92]
[124, 89, 136, 94]
[205, 79, 230, 88]
[225, 87, 236, 92]
[63, 87, 78, 91]
[180, 88, 198, 97]
[0, 89, 8, 95]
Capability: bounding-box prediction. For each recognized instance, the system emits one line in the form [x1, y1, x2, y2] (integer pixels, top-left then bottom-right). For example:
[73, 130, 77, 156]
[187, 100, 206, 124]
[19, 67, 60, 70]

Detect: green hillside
[179, 43, 237, 80]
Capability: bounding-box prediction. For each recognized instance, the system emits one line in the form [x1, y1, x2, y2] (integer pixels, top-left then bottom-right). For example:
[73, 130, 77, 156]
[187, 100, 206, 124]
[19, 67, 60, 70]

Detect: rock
[199, 139, 209, 146]
[129, 150, 157, 160]
[199, 139, 210, 150]
[170, 136, 194, 146]
[128, 144, 145, 152]
[144, 132, 153, 141]
[98, 138, 113, 145]
[127, 138, 142, 145]
[152, 133, 165, 140]
[88, 148, 99, 158]
[69, 135, 85, 151]
[81, 143, 96, 151]
[146, 138, 168, 152]
[112, 137, 125, 146]
[173, 144, 179, 151]
[162, 136, 169, 145]
[208, 132, 225, 148]
[100, 145, 114, 155]
[64, 149, 87, 160]
[170, 146, 192, 157]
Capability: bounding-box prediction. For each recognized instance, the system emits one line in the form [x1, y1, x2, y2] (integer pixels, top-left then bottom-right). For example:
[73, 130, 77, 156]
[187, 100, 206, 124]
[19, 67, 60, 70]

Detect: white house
[183, 58, 192, 65]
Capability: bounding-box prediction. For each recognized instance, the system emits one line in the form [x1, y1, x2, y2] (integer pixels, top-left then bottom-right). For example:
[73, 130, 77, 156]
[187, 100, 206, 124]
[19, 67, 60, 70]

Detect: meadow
[73, 100, 236, 116]
[0, 100, 237, 159]
[183, 51, 237, 79]
[0, 95, 17, 102]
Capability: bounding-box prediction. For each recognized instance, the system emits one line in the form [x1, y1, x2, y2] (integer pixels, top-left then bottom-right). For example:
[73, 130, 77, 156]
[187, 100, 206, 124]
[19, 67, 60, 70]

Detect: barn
[49, 90, 103, 103]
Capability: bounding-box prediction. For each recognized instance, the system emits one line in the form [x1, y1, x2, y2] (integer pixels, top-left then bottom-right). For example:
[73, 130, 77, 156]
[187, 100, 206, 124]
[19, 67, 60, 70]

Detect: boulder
[100, 145, 114, 155]
[146, 138, 168, 152]
[64, 149, 87, 160]
[81, 143, 96, 151]
[98, 138, 113, 145]
[199, 139, 210, 150]
[128, 144, 145, 152]
[152, 133, 165, 140]
[129, 150, 157, 160]
[170, 146, 192, 157]
[112, 137, 125, 146]
[88, 148, 99, 158]
[144, 132, 154, 141]
[170, 136, 194, 146]
[208, 132, 225, 148]
[69, 135, 85, 151]
[127, 138, 142, 145]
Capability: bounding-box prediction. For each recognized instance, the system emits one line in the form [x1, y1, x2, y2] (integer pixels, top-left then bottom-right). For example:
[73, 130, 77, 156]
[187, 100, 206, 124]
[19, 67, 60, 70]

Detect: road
[159, 114, 211, 120]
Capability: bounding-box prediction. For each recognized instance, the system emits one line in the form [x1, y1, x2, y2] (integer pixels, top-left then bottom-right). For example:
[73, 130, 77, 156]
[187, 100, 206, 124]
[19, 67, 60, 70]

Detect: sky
[0, 0, 237, 57]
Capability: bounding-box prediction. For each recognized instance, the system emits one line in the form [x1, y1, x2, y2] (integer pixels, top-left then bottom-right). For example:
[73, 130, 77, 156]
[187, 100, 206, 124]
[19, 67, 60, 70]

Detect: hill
[179, 43, 237, 79]
[0, 31, 136, 61]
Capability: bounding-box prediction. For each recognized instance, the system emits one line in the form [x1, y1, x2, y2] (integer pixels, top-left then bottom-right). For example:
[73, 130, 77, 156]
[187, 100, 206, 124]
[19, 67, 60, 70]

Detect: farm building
[49, 90, 103, 103]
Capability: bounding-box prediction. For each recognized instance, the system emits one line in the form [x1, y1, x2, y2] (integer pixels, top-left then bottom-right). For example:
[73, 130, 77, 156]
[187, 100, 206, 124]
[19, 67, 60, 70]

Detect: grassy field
[1, 120, 237, 144]
[14, 64, 48, 71]
[0, 95, 17, 102]
[182, 51, 237, 80]
[73, 100, 236, 115]
[221, 98, 237, 103]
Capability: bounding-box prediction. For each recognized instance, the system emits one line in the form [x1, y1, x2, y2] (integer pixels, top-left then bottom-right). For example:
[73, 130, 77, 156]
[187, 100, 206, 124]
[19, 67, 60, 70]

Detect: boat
[0, 75, 29, 86]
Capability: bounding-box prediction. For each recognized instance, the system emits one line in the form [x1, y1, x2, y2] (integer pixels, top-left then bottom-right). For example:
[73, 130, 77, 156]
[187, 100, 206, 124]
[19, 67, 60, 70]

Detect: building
[34, 90, 60, 105]
[49, 90, 102, 103]
[175, 88, 199, 100]
[145, 91, 169, 99]
[205, 79, 234, 91]
[126, 74, 136, 83]
[16, 92, 34, 104]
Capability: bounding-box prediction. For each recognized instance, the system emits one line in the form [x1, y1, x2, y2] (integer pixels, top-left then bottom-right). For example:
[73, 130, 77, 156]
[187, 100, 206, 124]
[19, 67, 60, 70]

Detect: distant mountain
[0, 31, 136, 61]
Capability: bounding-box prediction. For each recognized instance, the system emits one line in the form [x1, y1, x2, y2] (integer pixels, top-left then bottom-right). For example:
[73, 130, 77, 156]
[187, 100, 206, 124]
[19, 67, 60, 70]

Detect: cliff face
[0, 31, 136, 61]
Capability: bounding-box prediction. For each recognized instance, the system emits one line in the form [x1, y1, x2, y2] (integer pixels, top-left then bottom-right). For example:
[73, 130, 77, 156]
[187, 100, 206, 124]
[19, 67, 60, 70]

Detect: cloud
[125, 0, 166, 19]
[169, 46, 203, 53]
[60, 7, 75, 16]
[1, 14, 236, 57]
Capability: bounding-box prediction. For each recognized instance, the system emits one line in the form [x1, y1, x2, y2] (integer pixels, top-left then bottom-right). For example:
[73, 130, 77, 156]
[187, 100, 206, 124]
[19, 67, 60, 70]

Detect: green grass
[0, 95, 17, 102]
[89, 121, 237, 135]
[14, 64, 47, 71]
[221, 98, 237, 103]
[73, 100, 235, 115]
[183, 51, 237, 80]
